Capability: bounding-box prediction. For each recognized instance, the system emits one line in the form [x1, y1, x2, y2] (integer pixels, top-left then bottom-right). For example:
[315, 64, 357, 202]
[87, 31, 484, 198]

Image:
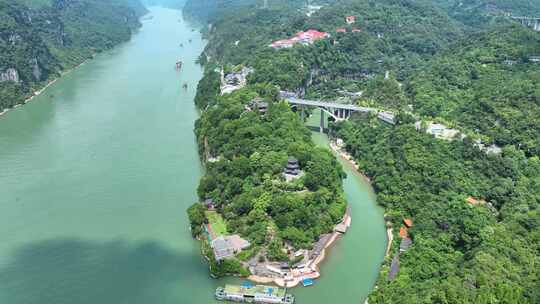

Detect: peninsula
[185, 0, 540, 303]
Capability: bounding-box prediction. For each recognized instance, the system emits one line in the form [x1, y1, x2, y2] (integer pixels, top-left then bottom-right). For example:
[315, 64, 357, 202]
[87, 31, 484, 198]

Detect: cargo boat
[215, 284, 294, 303]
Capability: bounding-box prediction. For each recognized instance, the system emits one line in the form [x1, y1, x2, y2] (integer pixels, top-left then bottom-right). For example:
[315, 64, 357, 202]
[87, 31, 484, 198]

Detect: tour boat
[215, 284, 294, 303]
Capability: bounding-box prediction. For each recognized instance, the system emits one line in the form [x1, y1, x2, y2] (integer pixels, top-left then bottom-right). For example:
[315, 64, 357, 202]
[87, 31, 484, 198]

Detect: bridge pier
[300, 105, 305, 121]
[512, 16, 540, 31]
[320, 109, 325, 133]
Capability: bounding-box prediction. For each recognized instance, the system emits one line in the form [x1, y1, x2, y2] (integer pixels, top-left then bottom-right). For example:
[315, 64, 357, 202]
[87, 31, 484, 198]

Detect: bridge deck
[286, 97, 376, 113]
[511, 16, 540, 20]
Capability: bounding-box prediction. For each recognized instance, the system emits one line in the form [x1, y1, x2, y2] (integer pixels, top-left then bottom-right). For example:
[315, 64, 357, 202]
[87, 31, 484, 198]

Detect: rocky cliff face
[29, 58, 42, 81]
[0, 0, 147, 112]
[0, 68, 19, 83]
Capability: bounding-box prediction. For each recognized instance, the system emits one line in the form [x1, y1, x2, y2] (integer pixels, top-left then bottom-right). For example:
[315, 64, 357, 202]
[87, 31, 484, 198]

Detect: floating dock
[215, 284, 294, 303]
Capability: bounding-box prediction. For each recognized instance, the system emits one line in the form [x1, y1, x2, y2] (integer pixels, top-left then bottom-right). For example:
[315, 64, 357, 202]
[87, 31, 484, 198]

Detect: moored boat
[215, 284, 294, 304]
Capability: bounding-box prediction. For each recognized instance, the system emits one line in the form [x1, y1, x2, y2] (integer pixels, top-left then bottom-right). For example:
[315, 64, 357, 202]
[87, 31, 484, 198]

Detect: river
[0, 7, 385, 304]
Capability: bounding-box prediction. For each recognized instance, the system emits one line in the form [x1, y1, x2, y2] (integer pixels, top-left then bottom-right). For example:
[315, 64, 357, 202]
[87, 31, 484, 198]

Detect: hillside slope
[184, 0, 540, 302]
[0, 0, 147, 112]
[409, 25, 540, 155]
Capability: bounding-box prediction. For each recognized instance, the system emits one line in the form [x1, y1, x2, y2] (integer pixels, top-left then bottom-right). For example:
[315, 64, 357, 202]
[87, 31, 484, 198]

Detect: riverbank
[329, 140, 371, 183]
[246, 208, 352, 288]
[330, 137, 393, 260]
[1, 54, 95, 119]
[0, 55, 99, 119]
[0, 7, 214, 303]
[0, 5, 149, 120]
[385, 227, 393, 257]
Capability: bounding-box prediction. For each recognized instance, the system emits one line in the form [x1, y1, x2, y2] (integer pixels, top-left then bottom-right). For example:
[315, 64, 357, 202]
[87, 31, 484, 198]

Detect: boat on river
[175, 60, 182, 70]
[215, 284, 294, 303]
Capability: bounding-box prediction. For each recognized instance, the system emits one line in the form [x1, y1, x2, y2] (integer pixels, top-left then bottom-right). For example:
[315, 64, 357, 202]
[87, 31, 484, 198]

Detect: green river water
[0, 7, 386, 304]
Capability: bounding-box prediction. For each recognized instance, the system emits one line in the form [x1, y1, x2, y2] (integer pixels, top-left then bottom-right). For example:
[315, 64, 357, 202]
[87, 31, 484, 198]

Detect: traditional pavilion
[284, 157, 300, 176]
[248, 97, 268, 114]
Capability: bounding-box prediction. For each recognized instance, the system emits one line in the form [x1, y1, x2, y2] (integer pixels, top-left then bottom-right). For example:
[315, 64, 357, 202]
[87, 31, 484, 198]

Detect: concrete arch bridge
[279, 92, 395, 132]
[511, 16, 540, 31]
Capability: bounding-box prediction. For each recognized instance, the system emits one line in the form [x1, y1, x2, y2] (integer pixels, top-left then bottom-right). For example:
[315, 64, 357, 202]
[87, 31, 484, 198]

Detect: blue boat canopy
[302, 278, 314, 286]
[241, 281, 254, 289]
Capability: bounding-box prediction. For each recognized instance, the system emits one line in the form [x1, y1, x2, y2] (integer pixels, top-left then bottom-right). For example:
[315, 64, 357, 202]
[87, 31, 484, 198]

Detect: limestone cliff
[0, 0, 148, 112]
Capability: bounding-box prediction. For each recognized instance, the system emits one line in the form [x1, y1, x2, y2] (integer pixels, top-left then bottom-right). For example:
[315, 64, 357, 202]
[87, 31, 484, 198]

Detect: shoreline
[247, 209, 352, 288]
[328, 140, 372, 183]
[385, 227, 393, 257]
[0, 59, 91, 119]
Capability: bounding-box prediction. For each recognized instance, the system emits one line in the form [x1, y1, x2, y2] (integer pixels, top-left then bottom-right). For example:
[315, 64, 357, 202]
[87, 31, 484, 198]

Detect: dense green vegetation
[189, 84, 347, 263]
[185, 0, 540, 300]
[0, 0, 147, 112]
[332, 116, 539, 303]
[142, 0, 186, 9]
[409, 25, 540, 156]
[432, 0, 540, 26]
[194, 0, 465, 90]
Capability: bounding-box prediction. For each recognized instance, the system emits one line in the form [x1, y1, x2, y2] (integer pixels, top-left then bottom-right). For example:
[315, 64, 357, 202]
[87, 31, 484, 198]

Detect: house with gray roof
[211, 235, 251, 261]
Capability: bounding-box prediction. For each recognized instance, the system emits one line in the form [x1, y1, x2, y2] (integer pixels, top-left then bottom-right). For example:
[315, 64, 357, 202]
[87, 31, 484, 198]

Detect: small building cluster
[203, 198, 215, 210]
[335, 16, 360, 34]
[212, 235, 251, 261]
[389, 218, 413, 281]
[415, 121, 503, 155]
[335, 27, 362, 33]
[418, 121, 461, 140]
[309, 234, 332, 260]
[473, 139, 502, 155]
[377, 111, 396, 125]
[220, 67, 253, 95]
[466, 196, 498, 214]
[306, 4, 323, 17]
[269, 30, 330, 49]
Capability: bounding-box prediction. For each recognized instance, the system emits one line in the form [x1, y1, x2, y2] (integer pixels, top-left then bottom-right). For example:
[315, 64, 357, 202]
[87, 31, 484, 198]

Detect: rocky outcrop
[8, 34, 22, 45]
[0, 68, 20, 83]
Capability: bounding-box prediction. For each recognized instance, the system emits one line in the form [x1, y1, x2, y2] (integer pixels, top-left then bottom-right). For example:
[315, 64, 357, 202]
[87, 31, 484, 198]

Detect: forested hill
[432, 0, 540, 25]
[0, 0, 147, 113]
[192, 0, 465, 90]
[185, 0, 540, 302]
[142, 0, 186, 9]
[183, 0, 258, 21]
[410, 24, 540, 156]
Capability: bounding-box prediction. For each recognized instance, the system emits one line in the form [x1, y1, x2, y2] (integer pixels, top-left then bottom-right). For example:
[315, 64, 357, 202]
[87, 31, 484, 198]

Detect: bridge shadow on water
[0, 239, 213, 304]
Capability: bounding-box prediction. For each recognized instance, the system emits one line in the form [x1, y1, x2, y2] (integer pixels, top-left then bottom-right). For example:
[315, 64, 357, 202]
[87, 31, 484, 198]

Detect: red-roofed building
[466, 196, 487, 206]
[346, 16, 356, 24]
[399, 227, 408, 238]
[270, 29, 330, 49]
[404, 218, 413, 228]
[336, 28, 346, 33]
[269, 39, 294, 49]
[352, 28, 362, 33]
[466, 196, 478, 205]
